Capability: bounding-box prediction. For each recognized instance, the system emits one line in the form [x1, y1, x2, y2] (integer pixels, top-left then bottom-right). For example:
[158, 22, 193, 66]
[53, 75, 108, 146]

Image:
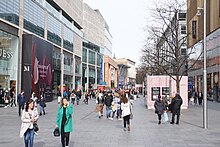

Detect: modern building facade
[0, 0, 114, 101]
[187, 0, 220, 101]
[82, 3, 115, 90]
[114, 58, 136, 89]
[103, 55, 117, 88]
[0, 0, 83, 101]
[82, 4, 104, 90]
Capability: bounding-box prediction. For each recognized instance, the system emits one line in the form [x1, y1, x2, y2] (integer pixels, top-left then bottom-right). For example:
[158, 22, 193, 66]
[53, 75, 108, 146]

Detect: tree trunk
[176, 76, 180, 94]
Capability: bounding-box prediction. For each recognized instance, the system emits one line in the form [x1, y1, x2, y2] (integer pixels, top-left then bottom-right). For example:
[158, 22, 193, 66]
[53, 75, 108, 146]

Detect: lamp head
[196, 9, 201, 16]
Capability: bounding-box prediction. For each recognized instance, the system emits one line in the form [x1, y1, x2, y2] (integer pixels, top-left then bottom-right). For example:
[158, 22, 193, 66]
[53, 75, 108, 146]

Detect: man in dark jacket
[170, 93, 183, 125]
[104, 91, 113, 118]
[17, 90, 25, 116]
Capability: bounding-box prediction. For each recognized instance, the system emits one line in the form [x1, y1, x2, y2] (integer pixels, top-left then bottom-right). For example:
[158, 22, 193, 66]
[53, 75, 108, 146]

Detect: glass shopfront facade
[0, 0, 20, 25]
[64, 53, 73, 91]
[0, 30, 18, 103]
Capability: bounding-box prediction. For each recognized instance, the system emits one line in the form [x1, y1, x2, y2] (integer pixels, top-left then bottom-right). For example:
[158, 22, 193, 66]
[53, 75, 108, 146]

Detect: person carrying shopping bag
[154, 95, 166, 125]
[55, 97, 73, 147]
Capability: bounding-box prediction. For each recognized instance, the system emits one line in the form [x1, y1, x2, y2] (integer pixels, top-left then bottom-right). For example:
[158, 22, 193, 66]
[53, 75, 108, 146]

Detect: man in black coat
[170, 93, 183, 125]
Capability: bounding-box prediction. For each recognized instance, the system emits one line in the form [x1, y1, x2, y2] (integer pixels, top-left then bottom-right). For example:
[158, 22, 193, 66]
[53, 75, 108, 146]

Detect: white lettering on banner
[24, 66, 30, 72]
[38, 64, 49, 78]
[0, 48, 13, 59]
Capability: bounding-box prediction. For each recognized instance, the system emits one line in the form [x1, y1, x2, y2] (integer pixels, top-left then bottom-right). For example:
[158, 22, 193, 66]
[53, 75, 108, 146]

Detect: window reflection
[24, 0, 45, 37]
[0, 0, 19, 25]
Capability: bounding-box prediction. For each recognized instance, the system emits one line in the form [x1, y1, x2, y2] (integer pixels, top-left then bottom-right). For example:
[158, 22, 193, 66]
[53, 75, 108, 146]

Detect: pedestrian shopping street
[1, 95, 220, 147]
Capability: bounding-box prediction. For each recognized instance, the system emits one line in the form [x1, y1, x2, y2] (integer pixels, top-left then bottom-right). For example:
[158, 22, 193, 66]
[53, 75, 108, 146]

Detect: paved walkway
[0, 95, 220, 147]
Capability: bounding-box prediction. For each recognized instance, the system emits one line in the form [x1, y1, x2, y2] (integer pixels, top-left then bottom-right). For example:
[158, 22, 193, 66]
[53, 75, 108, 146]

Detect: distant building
[114, 58, 136, 89]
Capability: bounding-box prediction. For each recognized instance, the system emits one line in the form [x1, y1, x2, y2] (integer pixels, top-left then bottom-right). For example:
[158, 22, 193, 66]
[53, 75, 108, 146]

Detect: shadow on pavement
[181, 120, 203, 128]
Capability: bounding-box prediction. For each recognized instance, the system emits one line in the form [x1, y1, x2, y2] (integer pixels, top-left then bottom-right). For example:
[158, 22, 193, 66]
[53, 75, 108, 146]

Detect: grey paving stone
[1, 95, 220, 147]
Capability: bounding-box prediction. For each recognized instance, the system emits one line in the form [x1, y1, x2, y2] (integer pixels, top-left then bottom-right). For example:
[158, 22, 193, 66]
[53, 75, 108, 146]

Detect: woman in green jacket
[56, 97, 72, 147]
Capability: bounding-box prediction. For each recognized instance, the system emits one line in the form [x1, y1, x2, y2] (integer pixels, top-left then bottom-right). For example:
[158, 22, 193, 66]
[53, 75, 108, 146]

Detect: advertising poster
[22, 34, 53, 102]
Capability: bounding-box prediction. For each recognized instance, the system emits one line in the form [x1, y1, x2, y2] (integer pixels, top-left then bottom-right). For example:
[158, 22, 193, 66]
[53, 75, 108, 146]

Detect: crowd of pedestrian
[188, 90, 203, 105]
[93, 89, 135, 132]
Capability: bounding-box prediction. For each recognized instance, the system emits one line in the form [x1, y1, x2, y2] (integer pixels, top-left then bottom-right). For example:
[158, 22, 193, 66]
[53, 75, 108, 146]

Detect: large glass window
[82, 63, 87, 88]
[89, 67, 95, 85]
[0, 0, 19, 25]
[47, 14, 61, 46]
[89, 50, 95, 65]
[82, 48, 87, 62]
[97, 68, 100, 84]
[53, 50, 61, 70]
[63, 26, 73, 52]
[64, 55, 73, 73]
[24, 0, 45, 37]
[64, 75, 73, 91]
[75, 58, 81, 74]
[0, 30, 18, 97]
[97, 53, 101, 66]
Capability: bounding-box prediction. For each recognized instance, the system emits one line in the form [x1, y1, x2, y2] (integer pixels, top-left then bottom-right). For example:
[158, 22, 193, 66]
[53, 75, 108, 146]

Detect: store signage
[23, 65, 30, 72]
[0, 48, 13, 59]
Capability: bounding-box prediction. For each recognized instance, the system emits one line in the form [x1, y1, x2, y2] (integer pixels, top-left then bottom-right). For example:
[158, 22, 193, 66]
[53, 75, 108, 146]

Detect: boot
[158, 120, 161, 125]
[128, 125, 130, 131]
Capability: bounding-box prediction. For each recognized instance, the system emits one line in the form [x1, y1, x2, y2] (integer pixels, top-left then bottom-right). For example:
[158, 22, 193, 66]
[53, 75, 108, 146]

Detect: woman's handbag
[33, 123, 39, 132]
[53, 127, 60, 137]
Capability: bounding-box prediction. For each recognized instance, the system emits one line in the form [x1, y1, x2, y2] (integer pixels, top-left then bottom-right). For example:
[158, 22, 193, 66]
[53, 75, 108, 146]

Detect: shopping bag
[163, 112, 169, 122]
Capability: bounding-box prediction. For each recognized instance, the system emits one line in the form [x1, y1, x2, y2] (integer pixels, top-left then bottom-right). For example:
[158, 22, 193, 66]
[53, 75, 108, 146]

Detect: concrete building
[103, 55, 117, 88]
[82, 3, 115, 90]
[114, 58, 136, 89]
[0, 0, 84, 101]
[187, 0, 220, 101]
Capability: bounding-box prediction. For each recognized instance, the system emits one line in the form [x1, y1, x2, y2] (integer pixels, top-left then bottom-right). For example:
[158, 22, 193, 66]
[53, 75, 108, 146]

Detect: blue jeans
[24, 128, 34, 147]
[106, 106, 112, 118]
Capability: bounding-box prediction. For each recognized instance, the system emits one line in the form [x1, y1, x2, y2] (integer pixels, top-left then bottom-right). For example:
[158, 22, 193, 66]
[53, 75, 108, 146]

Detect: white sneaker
[108, 117, 113, 120]
[118, 118, 122, 120]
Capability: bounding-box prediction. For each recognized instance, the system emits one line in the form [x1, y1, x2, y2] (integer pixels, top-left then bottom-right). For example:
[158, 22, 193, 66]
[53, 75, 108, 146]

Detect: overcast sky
[83, 0, 151, 66]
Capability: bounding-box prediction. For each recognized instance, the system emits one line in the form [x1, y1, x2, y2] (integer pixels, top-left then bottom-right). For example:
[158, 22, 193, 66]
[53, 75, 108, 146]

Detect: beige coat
[19, 108, 39, 138]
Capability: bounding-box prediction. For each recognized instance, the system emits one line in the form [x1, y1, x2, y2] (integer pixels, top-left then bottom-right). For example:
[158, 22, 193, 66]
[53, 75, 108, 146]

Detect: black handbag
[53, 127, 60, 137]
[33, 123, 39, 132]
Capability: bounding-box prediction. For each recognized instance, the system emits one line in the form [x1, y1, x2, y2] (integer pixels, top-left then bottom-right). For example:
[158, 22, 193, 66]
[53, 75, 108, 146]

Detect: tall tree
[141, 0, 202, 93]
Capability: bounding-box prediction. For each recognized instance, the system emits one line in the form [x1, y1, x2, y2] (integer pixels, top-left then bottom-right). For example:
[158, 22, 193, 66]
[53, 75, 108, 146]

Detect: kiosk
[145, 76, 188, 109]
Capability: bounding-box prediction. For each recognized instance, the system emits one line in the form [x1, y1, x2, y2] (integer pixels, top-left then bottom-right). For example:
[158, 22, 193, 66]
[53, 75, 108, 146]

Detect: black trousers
[157, 114, 162, 122]
[171, 110, 180, 124]
[123, 115, 130, 128]
[10, 99, 17, 107]
[61, 125, 70, 147]
[18, 104, 24, 116]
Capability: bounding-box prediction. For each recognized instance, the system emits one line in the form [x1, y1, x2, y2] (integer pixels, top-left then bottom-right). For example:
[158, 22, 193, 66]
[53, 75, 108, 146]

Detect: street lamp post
[197, 0, 207, 129]
[203, 0, 207, 129]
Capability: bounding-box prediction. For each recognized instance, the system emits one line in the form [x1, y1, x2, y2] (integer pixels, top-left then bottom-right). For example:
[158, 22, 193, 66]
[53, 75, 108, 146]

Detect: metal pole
[203, 0, 208, 129]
